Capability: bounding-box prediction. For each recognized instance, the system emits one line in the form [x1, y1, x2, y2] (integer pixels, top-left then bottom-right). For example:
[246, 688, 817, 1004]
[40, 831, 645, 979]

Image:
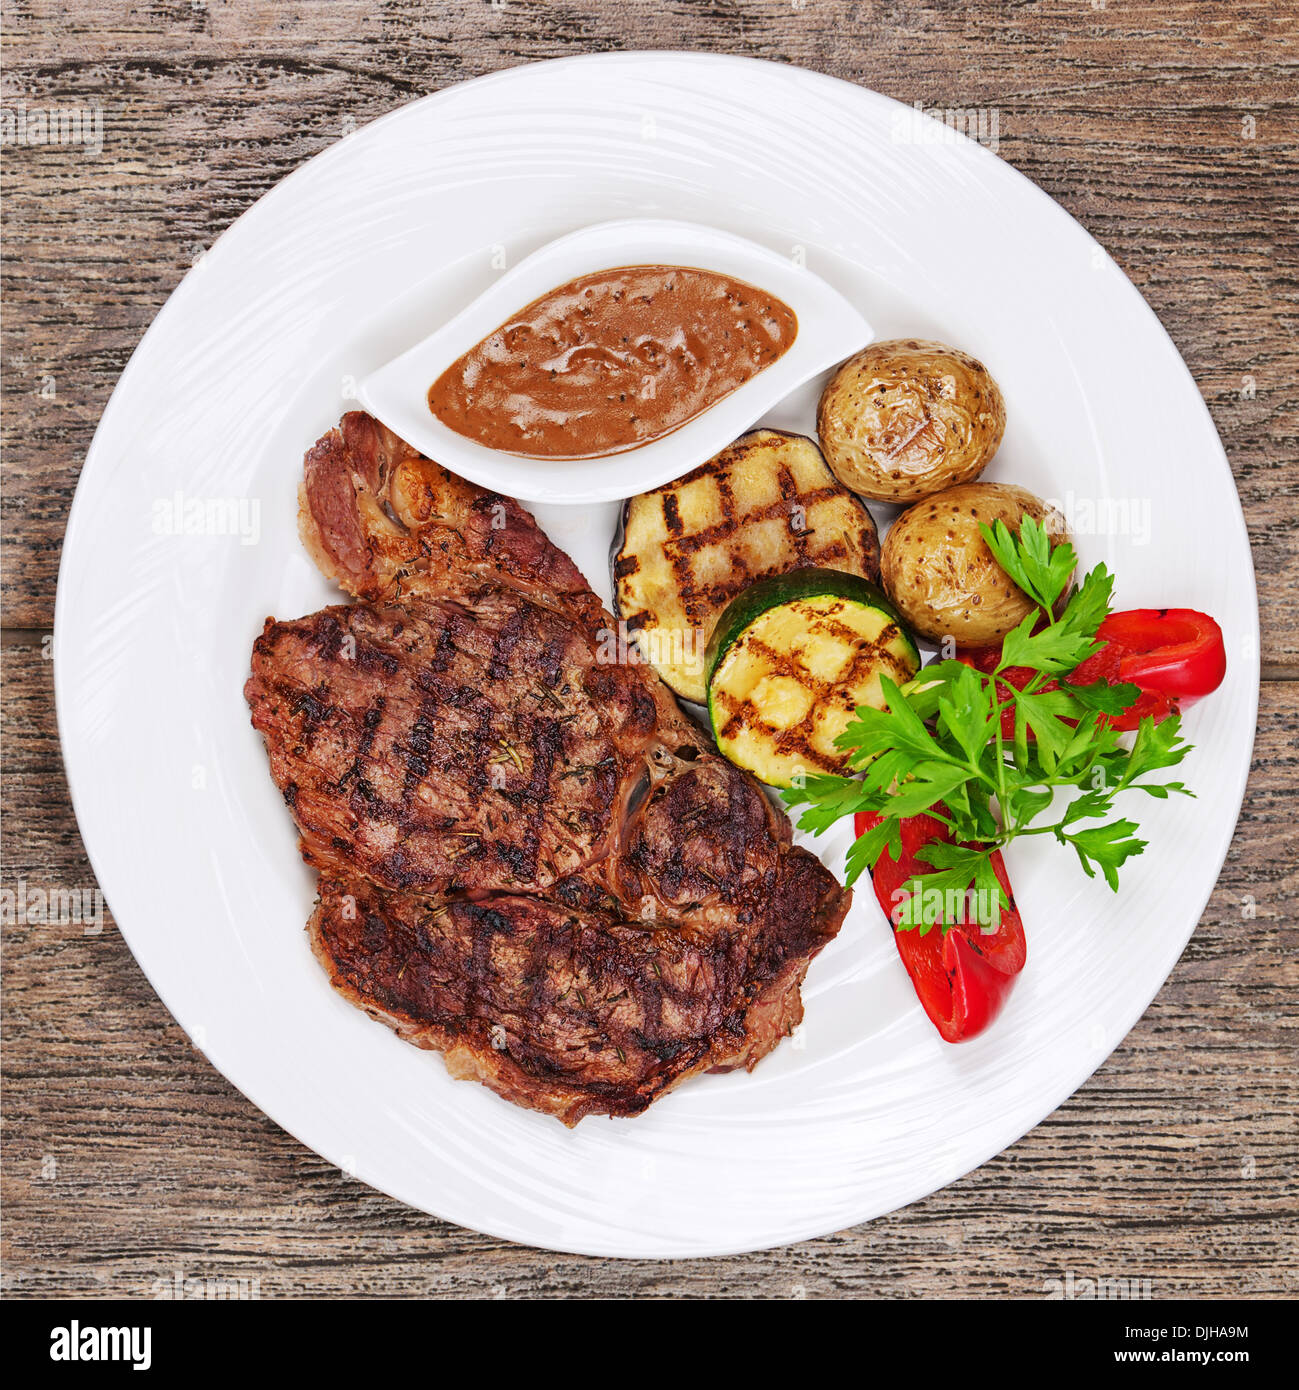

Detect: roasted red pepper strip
[1065, 638, 1179, 731]
[952, 647, 1153, 738]
[958, 606, 1224, 734]
[1094, 608, 1226, 701]
[856, 809, 1025, 1043]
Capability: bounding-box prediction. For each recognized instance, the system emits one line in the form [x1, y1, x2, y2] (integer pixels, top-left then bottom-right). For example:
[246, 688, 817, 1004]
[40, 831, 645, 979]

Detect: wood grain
[2, 0, 1295, 1297]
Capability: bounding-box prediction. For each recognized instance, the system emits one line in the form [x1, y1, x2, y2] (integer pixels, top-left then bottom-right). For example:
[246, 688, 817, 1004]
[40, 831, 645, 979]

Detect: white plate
[360, 218, 871, 502]
[55, 53, 1258, 1259]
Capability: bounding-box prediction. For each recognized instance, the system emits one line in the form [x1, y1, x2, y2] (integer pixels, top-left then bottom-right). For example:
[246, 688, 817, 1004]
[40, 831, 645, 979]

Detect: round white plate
[55, 53, 1258, 1259]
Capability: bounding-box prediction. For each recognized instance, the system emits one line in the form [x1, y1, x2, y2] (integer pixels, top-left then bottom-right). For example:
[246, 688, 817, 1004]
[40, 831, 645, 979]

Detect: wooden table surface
[3, 1, 1295, 1299]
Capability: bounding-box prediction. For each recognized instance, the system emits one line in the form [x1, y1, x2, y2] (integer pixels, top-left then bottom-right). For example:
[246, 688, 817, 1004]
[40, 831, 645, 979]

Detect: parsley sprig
[782, 518, 1195, 930]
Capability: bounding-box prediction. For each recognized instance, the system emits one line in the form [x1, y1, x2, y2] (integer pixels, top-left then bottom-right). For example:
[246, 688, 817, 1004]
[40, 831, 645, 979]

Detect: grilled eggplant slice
[705, 569, 919, 788]
[614, 430, 881, 703]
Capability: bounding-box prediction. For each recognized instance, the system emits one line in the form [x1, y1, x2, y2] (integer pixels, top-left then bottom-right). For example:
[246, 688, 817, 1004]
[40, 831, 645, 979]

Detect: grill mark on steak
[246, 411, 850, 1123]
[308, 880, 816, 1125]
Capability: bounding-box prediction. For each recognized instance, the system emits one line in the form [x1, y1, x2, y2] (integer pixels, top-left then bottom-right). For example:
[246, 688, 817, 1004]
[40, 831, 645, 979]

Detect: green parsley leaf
[787, 517, 1204, 927]
[844, 816, 900, 888]
[980, 516, 1078, 614]
[1057, 819, 1148, 890]
[1060, 678, 1143, 714]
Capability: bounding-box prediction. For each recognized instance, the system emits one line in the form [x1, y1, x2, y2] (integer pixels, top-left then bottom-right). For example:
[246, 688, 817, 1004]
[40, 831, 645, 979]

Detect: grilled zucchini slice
[705, 568, 919, 788]
[614, 429, 881, 703]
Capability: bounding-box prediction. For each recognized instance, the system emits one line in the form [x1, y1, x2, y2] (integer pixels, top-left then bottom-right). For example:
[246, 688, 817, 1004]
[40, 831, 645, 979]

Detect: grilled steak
[246, 411, 850, 1124]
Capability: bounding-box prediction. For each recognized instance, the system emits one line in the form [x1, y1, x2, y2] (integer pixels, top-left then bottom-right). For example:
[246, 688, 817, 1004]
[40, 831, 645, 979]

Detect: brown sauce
[427, 265, 798, 459]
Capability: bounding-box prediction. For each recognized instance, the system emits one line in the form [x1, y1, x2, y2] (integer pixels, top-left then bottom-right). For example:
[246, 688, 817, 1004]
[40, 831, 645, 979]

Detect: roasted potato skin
[880, 482, 1071, 645]
[817, 339, 1006, 502]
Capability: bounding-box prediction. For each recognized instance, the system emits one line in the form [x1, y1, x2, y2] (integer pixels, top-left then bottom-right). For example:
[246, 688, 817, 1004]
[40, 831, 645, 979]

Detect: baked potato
[817, 339, 1006, 502]
[880, 482, 1071, 645]
[614, 429, 880, 703]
